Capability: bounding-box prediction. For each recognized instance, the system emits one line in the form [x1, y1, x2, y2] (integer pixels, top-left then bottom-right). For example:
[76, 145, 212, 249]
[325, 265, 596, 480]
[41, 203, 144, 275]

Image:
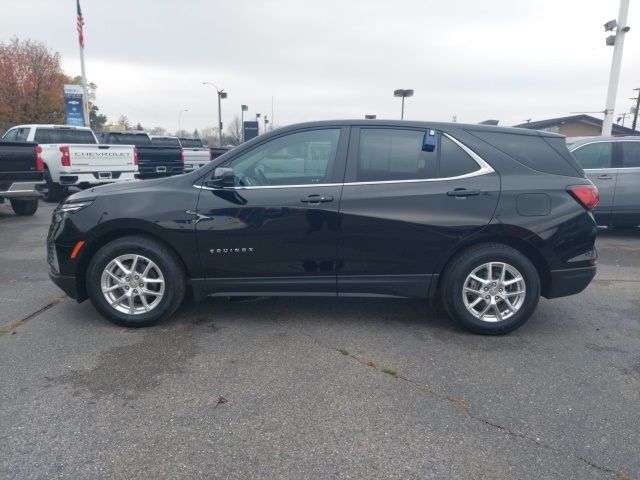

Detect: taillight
[133, 146, 139, 166]
[180, 148, 185, 163]
[59, 146, 70, 166]
[35, 145, 44, 171]
[568, 184, 599, 210]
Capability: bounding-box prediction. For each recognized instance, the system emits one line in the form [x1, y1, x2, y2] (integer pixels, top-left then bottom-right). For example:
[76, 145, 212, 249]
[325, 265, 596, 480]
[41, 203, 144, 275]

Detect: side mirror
[422, 129, 437, 152]
[205, 167, 235, 188]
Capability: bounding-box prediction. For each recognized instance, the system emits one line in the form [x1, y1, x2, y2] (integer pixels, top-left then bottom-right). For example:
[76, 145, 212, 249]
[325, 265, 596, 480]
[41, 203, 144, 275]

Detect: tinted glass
[15, 128, 31, 142]
[439, 136, 479, 177]
[151, 137, 181, 147]
[357, 129, 436, 181]
[33, 128, 96, 144]
[621, 141, 640, 168]
[469, 130, 581, 177]
[572, 143, 613, 169]
[229, 129, 340, 186]
[2, 129, 18, 141]
[105, 133, 152, 146]
[180, 138, 203, 148]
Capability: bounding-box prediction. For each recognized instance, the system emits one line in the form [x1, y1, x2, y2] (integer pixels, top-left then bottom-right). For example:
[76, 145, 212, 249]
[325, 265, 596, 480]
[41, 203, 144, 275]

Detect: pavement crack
[0, 296, 66, 337]
[301, 331, 631, 480]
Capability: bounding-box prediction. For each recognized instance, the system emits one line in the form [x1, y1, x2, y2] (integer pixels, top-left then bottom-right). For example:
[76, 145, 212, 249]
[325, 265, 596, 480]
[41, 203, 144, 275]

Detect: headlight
[58, 201, 93, 213]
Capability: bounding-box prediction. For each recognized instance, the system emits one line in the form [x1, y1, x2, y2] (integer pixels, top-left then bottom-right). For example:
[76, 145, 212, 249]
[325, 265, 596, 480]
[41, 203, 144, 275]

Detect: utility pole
[602, 0, 630, 136]
[241, 105, 248, 142]
[631, 88, 640, 132]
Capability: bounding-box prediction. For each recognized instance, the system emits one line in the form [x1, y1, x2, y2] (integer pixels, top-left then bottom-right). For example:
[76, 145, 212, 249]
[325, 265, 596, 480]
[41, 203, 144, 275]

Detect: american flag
[76, 0, 85, 48]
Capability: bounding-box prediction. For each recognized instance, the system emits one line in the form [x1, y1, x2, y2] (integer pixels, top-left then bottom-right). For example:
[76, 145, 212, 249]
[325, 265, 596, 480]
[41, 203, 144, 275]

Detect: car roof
[566, 135, 640, 148]
[10, 124, 93, 130]
[270, 119, 566, 138]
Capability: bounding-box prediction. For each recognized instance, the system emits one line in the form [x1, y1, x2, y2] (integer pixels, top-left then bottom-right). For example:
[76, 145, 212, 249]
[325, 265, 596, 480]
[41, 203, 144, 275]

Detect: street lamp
[241, 105, 248, 142]
[394, 89, 414, 120]
[364, 114, 377, 119]
[203, 82, 227, 146]
[178, 109, 188, 132]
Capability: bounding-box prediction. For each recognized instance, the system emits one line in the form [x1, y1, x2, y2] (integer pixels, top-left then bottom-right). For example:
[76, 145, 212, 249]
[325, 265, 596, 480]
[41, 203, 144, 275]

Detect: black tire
[441, 243, 540, 335]
[86, 236, 187, 327]
[42, 169, 66, 203]
[10, 198, 38, 216]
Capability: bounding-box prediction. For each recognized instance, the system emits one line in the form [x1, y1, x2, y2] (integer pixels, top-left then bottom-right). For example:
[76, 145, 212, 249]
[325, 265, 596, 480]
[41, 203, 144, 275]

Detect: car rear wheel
[86, 236, 186, 327]
[10, 198, 38, 216]
[441, 243, 540, 334]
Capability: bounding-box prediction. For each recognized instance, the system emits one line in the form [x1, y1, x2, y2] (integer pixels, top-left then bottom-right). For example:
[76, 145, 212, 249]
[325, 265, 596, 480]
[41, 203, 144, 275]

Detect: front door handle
[447, 188, 481, 197]
[596, 174, 613, 180]
[301, 194, 334, 204]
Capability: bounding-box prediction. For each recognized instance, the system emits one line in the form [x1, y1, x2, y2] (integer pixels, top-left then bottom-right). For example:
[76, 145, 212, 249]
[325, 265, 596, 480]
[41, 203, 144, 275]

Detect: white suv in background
[2, 125, 138, 202]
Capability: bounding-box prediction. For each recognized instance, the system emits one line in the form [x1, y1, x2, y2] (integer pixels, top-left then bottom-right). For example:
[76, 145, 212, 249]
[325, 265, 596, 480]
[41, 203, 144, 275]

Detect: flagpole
[76, 0, 90, 127]
[79, 42, 89, 127]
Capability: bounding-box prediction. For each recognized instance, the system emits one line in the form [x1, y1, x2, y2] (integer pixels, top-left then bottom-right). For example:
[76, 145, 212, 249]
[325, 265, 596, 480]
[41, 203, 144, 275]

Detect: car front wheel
[441, 243, 540, 334]
[86, 236, 186, 327]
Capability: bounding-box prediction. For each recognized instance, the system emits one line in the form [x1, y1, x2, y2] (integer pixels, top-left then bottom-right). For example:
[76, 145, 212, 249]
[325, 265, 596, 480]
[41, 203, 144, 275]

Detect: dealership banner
[64, 84, 86, 127]
[243, 121, 259, 142]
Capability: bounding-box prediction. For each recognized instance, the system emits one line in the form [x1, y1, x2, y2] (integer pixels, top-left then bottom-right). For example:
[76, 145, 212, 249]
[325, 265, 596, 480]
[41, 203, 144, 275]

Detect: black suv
[47, 121, 598, 334]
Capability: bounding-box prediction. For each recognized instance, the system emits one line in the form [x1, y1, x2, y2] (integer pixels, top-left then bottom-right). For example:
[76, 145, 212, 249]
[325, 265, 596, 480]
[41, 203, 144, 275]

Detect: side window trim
[194, 129, 494, 190]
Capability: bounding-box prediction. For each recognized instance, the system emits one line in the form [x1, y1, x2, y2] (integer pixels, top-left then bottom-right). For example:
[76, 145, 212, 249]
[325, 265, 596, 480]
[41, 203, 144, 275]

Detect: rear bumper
[0, 181, 44, 198]
[49, 271, 80, 300]
[58, 171, 137, 186]
[545, 265, 596, 299]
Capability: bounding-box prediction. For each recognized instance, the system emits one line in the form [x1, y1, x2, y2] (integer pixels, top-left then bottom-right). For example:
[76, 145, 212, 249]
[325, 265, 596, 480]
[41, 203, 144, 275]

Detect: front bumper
[545, 265, 596, 299]
[49, 271, 80, 300]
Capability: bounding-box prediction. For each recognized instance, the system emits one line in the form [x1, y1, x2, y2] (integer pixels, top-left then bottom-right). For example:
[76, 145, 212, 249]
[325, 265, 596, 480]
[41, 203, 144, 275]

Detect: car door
[570, 141, 616, 226]
[337, 127, 500, 298]
[194, 127, 348, 295]
[611, 140, 640, 227]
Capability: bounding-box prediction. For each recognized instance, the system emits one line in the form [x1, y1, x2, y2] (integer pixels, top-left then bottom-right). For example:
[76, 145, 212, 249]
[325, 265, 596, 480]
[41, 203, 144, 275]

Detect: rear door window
[620, 142, 640, 168]
[34, 128, 96, 144]
[356, 128, 437, 181]
[572, 143, 613, 169]
[15, 127, 31, 142]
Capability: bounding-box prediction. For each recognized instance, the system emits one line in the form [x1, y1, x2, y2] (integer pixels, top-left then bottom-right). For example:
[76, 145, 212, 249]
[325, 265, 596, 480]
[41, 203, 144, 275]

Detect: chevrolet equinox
[47, 121, 598, 334]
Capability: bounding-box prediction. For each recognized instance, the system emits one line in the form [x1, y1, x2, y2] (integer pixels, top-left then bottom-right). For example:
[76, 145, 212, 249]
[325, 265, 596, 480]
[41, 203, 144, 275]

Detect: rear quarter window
[468, 130, 582, 177]
[439, 136, 480, 178]
[34, 128, 96, 144]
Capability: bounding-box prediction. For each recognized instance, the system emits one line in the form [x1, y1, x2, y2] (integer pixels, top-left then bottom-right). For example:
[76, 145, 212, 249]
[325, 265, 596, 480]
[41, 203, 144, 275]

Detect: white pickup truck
[150, 136, 211, 173]
[2, 125, 137, 202]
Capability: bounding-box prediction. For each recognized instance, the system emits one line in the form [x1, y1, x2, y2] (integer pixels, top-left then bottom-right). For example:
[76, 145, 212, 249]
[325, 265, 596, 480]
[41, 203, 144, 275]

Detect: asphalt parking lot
[0, 200, 639, 480]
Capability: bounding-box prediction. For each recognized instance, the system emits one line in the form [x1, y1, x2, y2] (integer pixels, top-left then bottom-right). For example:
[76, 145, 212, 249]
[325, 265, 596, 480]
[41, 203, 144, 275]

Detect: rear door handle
[596, 174, 613, 180]
[447, 189, 481, 197]
[301, 194, 334, 204]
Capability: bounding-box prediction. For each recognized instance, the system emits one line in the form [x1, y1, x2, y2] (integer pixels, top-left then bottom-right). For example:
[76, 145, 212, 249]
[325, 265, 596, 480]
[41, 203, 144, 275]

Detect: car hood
[66, 177, 174, 202]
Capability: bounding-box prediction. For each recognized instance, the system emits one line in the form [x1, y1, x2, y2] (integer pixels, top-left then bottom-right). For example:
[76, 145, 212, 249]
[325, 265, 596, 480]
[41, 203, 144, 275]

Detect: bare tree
[200, 126, 220, 146]
[149, 126, 167, 136]
[225, 116, 242, 146]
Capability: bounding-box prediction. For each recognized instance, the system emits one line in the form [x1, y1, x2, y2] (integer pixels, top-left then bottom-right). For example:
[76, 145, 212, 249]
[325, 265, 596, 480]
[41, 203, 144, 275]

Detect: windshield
[152, 137, 181, 147]
[34, 128, 96, 144]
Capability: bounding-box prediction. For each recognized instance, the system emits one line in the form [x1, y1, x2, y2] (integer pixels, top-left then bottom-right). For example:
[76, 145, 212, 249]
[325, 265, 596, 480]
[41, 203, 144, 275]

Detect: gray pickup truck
[568, 136, 640, 228]
[0, 141, 44, 215]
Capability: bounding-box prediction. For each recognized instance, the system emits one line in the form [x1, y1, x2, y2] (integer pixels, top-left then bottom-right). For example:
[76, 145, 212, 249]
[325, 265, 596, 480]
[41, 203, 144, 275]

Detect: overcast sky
[1, 0, 638, 132]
